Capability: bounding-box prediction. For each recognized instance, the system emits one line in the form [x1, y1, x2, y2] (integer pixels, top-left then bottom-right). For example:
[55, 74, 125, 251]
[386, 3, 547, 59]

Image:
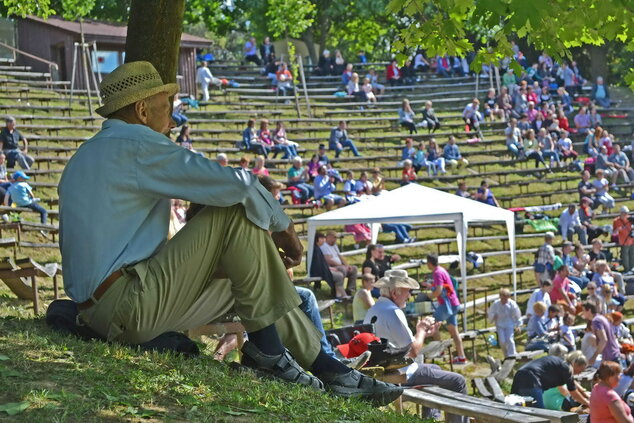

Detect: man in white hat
[364, 269, 468, 423]
[613, 206, 634, 274]
[58, 61, 401, 404]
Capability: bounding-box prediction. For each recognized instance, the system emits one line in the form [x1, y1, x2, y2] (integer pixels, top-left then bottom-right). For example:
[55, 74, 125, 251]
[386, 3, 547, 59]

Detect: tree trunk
[301, 30, 317, 65]
[124, 0, 186, 85]
[587, 45, 608, 84]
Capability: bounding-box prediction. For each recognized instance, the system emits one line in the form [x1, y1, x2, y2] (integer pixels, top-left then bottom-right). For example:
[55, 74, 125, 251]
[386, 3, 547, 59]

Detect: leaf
[0, 401, 30, 416]
[0, 366, 22, 378]
[0, 354, 9, 360]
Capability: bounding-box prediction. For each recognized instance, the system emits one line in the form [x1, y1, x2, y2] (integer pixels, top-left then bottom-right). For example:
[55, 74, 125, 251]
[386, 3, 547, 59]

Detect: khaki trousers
[81, 205, 322, 368]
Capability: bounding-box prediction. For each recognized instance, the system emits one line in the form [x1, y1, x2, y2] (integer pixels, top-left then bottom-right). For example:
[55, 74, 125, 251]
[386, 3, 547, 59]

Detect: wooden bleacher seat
[0, 256, 61, 314]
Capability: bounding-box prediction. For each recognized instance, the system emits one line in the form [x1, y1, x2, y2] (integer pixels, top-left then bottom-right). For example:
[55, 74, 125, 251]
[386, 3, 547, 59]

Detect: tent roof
[307, 183, 514, 226]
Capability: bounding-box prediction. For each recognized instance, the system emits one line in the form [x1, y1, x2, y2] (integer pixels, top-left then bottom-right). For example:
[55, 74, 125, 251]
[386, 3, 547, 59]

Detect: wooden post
[31, 276, 39, 314]
[297, 55, 312, 118]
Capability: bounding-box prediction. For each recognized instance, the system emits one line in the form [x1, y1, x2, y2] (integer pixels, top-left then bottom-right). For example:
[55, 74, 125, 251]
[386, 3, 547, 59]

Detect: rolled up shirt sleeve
[135, 134, 290, 232]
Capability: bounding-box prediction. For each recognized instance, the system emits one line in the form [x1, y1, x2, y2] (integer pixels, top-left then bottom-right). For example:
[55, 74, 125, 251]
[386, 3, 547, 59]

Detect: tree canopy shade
[387, 0, 634, 85]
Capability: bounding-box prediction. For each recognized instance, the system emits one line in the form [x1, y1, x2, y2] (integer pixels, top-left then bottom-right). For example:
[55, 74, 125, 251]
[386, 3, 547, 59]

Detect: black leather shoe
[319, 369, 403, 406]
[241, 341, 324, 390]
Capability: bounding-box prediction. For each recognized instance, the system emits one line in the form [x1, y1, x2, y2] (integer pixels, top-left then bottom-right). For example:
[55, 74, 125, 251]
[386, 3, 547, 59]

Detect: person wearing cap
[0, 116, 34, 170]
[559, 204, 587, 245]
[364, 269, 468, 423]
[317, 144, 329, 166]
[424, 254, 467, 364]
[4, 171, 46, 224]
[58, 61, 402, 404]
[613, 206, 634, 274]
[535, 232, 556, 283]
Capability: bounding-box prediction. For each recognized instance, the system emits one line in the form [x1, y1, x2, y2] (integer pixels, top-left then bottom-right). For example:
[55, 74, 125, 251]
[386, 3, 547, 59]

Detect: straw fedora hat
[373, 269, 419, 290]
[96, 61, 179, 118]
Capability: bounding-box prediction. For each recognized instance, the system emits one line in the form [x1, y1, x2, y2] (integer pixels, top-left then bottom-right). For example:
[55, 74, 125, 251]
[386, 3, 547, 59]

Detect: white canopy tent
[306, 184, 517, 330]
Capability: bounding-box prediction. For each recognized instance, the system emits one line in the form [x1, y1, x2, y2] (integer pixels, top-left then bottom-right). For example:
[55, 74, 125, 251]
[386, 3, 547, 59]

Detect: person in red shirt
[386, 59, 402, 86]
[275, 62, 294, 97]
[401, 159, 416, 186]
[551, 264, 575, 314]
[613, 206, 634, 274]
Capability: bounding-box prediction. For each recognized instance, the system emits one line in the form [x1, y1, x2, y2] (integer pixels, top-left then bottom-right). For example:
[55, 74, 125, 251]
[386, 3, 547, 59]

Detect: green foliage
[265, 0, 315, 39]
[388, 0, 634, 87]
[60, 0, 95, 20]
[183, 0, 241, 35]
[1, 0, 56, 18]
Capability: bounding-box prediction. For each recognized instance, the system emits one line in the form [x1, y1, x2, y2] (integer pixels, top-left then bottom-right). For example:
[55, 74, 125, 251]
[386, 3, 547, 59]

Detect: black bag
[46, 299, 199, 357]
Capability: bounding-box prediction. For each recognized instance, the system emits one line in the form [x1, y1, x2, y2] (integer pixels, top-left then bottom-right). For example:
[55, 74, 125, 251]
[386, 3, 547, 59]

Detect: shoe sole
[326, 385, 404, 406]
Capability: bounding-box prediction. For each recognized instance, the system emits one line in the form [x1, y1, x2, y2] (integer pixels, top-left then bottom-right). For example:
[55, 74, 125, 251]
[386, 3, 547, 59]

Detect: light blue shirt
[7, 181, 33, 206]
[58, 119, 290, 302]
[313, 174, 334, 199]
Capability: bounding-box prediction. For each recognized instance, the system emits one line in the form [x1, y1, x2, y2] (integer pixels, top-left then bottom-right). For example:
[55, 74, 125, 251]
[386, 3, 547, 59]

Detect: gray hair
[548, 343, 568, 359]
[380, 286, 397, 298]
[566, 350, 588, 368]
[5, 116, 15, 124]
[216, 153, 228, 161]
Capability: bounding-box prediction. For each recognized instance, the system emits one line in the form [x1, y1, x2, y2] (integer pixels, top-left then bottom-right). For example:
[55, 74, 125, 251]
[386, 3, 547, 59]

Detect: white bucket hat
[373, 269, 419, 289]
[96, 61, 179, 118]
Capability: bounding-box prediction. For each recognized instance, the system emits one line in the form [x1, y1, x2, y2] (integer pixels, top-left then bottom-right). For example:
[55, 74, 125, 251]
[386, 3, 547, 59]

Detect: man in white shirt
[196, 61, 219, 102]
[526, 280, 553, 318]
[559, 203, 587, 245]
[487, 288, 522, 358]
[363, 270, 467, 423]
[320, 231, 358, 296]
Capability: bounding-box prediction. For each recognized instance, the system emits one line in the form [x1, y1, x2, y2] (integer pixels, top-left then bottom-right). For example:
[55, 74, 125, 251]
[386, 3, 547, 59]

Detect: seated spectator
[443, 135, 468, 168]
[366, 68, 385, 95]
[364, 269, 468, 423]
[386, 59, 402, 86]
[316, 49, 334, 76]
[361, 78, 377, 104]
[579, 199, 604, 243]
[593, 169, 615, 212]
[557, 131, 578, 162]
[352, 273, 376, 323]
[276, 62, 294, 98]
[593, 260, 626, 309]
[342, 63, 354, 86]
[487, 288, 522, 359]
[355, 172, 373, 195]
[1, 117, 34, 170]
[559, 314, 577, 352]
[523, 129, 548, 168]
[462, 98, 481, 132]
[557, 110, 571, 133]
[321, 230, 357, 298]
[560, 204, 587, 245]
[588, 240, 625, 296]
[344, 223, 371, 248]
[312, 231, 350, 299]
[511, 352, 589, 409]
[526, 281, 553, 318]
[535, 232, 556, 283]
[398, 99, 417, 134]
[314, 165, 346, 210]
[455, 181, 471, 198]
[357, 50, 367, 64]
[370, 168, 386, 195]
[413, 50, 430, 72]
[476, 180, 499, 207]
[551, 264, 576, 315]
[590, 361, 634, 422]
[538, 128, 561, 167]
[0, 153, 10, 199]
[502, 68, 517, 88]
[216, 153, 228, 166]
[591, 76, 611, 108]
[609, 144, 634, 184]
[589, 106, 603, 128]
[562, 241, 590, 288]
[273, 121, 298, 159]
[362, 244, 401, 280]
[498, 86, 514, 118]
[243, 37, 261, 65]
[582, 302, 622, 368]
[257, 119, 277, 155]
[584, 126, 603, 156]
[4, 171, 46, 224]
[578, 170, 596, 202]
[426, 138, 446, 176]
[484, 88, 505, 121]
[382, 223, 414, 244]
[329, 121, 361, 158]
[252, 155, 269, 176]
[347, 73, 366, 102]
[526, 101, 539, 123]
[505, 118, 524, 159]
[574, 106, 592, 134]
[175, 125, 194, 150]
[343, 171, 361, 203]
[238, 156, 250, 171]
[307, 154, 321, 179]
[401, 137, 416, 163]
[259, 36, 275, 65]
[401, 59, 417, 85]
[242, 118, 269, 157]
[527, 301, 550, 339]
[171, 96, 188, 127]
[557, 87, 574, 114]
[401, 159, 416, 185]
[287, 157, 313, 202]
[614, 206, 634, 274]
[264, 56, 280, 86]
[333, 50, 345, 75]
[436, 55, 451, 77]
[600, 130, 615, 155]
[539, 85, 552, 106]
[421, 100, 441, 133]
[609, 312, 632, 343]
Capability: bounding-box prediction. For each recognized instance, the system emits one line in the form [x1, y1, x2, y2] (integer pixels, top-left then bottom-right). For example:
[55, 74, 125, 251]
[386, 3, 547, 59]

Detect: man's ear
[134, 99, 149, 125]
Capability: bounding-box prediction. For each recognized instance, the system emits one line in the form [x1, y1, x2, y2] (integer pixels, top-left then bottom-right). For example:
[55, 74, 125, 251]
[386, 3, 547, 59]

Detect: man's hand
[271, 222, 303, 269]
[391, 254, 401, 262]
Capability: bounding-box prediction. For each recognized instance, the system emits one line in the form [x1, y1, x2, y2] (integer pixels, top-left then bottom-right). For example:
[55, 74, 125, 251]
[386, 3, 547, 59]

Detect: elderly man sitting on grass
[58, 61, 401, 405]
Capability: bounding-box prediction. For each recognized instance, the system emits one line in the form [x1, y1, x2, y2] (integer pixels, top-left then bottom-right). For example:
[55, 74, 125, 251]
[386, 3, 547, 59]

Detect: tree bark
[301, 30, 317, 65]
[124, 0, 186, 84]
[587, 45, 608, 83]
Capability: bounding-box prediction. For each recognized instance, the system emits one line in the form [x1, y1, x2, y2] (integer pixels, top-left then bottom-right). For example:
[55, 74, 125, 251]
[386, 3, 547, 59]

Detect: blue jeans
[289, 182, 313, 202]
[296, 287, 336, 359]
[24, 201, 47, 224]
[333, 139, 360, 157]
[273, 145, 296, 159]
[507, 144, 521, 158]
[382, 224, 412, 243]
[171, 112, 188, 127]
[568, 275, 589, 290]
[513, 387, 544, 408]
[543, 150, 560, 164]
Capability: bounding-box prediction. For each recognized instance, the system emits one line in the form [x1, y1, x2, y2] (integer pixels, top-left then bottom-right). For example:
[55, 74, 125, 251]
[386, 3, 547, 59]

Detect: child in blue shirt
[4, 171, 47, 223]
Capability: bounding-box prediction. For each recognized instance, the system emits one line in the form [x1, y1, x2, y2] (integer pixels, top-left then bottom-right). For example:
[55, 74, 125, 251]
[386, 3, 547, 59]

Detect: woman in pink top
[590, 361, 633, 423]
[251, 155, 269, 176]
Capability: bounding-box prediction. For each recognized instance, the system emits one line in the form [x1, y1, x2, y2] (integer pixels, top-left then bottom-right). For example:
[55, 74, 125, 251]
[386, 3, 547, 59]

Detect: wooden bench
[403, 386, 580, 423]
[0, 256, 61, 314]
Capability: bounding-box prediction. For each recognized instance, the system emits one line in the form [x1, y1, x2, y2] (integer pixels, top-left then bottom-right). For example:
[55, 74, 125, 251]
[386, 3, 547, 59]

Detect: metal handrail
[0, 40, 58, 78]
